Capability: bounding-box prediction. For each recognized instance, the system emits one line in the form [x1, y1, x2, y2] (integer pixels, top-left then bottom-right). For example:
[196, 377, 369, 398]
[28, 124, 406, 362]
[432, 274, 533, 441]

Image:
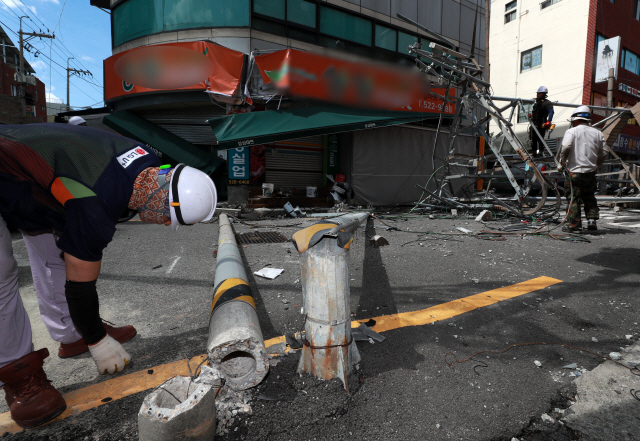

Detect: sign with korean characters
[228, 147, 250, 185]
[619, 83, 640, 99]
[612, 134, 640, 156]
[595, 36, 621, 83]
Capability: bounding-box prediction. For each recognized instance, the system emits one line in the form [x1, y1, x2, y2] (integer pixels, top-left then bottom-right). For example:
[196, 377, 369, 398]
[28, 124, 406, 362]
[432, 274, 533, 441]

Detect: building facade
[489, 0, 640, 154]
[0, 26, 46, 124]
[94, 0, 486, 205]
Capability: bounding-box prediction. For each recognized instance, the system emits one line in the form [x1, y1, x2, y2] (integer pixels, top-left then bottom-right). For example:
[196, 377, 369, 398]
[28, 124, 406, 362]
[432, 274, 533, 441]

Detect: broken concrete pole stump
[291, 213, 368, 392]
[208, 214, 268, 391]
[138, 376, 216, 441]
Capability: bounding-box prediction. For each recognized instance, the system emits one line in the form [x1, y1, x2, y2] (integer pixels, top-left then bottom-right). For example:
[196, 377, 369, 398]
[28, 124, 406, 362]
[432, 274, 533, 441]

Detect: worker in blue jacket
[0, 124, 217, 429]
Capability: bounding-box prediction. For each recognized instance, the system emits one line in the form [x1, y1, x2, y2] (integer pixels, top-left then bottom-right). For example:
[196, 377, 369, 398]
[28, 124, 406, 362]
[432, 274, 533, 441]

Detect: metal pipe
[207, 214, 268, 391]
[291, 213, 368, 392]
[491, 96, 629, 113]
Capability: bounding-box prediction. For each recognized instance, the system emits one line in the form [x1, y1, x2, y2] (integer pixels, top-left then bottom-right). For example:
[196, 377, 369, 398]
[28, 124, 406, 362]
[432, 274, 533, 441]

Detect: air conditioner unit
[14, 72, 26, 83]
[13, 73, 37, 86]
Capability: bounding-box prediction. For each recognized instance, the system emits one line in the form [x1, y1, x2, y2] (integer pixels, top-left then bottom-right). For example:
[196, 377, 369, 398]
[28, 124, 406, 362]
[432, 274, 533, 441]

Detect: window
[163, 0, 250, 31]
[254, 0, 285, 20]
[634, 0, 640, 20]
[112, 0, 250, 48]
[521, 46, 542, 72]
[113, 0, 163, 47]
[540, 0, 562, 10]
[11, 84, 17, 96]
[622, 49, 640, 75]
[319, 6, 372, 46]
[375, 24, 396, 51]
[518, 103, 533, 123]
[248, 1, 420, 61]
[505, 1, 517, 23]
[398, 31, 418, 55]
[287, 0, 316, 28]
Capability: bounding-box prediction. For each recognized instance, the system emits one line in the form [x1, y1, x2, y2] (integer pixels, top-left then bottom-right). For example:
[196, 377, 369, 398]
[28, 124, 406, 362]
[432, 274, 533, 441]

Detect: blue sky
[0, 0, 110, 109]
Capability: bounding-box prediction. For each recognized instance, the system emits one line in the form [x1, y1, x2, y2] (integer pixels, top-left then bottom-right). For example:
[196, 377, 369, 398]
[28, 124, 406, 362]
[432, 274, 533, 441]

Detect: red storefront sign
[104, 41, 245, 103]
[254, 49, 454, 114]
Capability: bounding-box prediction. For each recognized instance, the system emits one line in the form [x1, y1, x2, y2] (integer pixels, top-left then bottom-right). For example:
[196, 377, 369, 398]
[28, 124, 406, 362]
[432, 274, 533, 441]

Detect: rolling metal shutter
[137, 106, 227, 146]
[265, 135, 324, 189]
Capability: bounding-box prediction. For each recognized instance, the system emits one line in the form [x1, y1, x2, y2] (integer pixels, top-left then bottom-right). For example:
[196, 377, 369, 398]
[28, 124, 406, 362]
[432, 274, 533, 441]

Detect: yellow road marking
[0, 277, 561, 435]
[366, 276, 562, 333]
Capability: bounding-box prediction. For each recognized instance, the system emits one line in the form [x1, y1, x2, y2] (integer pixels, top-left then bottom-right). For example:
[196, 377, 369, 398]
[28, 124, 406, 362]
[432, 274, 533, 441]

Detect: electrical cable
[53, 0, 67, 34]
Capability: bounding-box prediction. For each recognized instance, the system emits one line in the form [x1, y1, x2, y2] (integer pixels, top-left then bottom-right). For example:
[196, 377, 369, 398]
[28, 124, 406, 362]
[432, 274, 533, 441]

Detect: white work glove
[89, 334, 131, 375]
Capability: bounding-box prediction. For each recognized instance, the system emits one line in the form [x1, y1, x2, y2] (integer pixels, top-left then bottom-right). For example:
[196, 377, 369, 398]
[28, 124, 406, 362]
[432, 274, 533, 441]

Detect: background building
[93, 0, 487, 205]
[489, 0, 640, 155]
[0, 26, 46, 124]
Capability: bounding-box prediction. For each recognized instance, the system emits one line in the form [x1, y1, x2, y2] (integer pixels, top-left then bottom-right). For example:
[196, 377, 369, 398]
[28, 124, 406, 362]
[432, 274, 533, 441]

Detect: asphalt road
[2, 207, 640, 441]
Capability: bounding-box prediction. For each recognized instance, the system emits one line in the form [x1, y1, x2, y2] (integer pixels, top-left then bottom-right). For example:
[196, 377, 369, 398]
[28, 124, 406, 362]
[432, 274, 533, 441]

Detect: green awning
[104, 110, 223, 175]
[209, 106, 440, 149]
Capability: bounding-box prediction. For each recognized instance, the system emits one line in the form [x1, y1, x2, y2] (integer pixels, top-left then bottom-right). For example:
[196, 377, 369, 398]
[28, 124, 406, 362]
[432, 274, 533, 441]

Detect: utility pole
[18, 16, 54, 116]
[485, 0, 490, 83]
[607, 67, 615, 116]
[66, 57, 91, 111]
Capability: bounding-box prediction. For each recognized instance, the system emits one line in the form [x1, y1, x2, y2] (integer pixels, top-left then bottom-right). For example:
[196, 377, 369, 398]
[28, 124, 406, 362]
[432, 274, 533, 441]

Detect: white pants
[0, 213, 82, 376]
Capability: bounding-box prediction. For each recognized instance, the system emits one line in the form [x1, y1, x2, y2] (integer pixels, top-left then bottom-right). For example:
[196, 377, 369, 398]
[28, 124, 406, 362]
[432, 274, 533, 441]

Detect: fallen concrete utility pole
[208, 214, 268, 391]
[291, 213, 369, 392]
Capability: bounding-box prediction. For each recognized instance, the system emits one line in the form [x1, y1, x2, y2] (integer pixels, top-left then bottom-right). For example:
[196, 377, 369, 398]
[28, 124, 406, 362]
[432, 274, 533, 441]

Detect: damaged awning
[208, 106, 438, 149]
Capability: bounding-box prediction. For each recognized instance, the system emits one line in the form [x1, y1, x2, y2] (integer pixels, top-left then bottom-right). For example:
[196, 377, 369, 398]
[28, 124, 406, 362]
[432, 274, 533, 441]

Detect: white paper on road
[254, 268, 284, 279]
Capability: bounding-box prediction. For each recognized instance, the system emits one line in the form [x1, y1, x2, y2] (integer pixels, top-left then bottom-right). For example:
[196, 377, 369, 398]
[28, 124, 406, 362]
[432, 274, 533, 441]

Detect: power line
[17, 0, 49, 32]
[53, 0, 66, 34]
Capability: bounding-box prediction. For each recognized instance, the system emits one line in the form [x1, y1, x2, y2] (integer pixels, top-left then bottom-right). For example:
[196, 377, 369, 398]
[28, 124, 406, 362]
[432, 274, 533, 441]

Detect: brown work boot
[0, 348, 66, 429]
[58, 320, 137, 358]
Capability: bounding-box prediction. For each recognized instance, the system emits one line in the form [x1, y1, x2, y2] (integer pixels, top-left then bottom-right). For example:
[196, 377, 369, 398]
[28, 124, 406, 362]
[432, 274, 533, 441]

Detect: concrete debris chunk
[541, 413, 555, 424]
[608, 352, 622, 360]
[534, 360, 542, 367]
[475, 210, 494, 222]
[193, 365, 222, 386]
[138, 375, 216, 441]
[563, 363, 578, 369]
[456, 227, 472, 234]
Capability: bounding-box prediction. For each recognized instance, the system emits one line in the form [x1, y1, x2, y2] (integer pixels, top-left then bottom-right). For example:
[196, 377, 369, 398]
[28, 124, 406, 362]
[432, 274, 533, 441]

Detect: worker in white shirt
[559, 106, 608, 233]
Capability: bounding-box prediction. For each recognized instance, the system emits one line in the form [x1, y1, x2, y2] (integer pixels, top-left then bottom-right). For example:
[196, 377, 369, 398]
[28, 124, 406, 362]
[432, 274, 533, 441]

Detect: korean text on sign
[228, 147, 250, 185]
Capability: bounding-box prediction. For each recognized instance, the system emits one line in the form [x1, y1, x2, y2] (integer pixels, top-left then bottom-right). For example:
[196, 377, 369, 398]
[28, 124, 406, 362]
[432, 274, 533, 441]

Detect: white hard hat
[169, 164, 217, 231]
[68, 116, 87, 125]
[571, 105, 592, 121]
[537, 86, 549, 94]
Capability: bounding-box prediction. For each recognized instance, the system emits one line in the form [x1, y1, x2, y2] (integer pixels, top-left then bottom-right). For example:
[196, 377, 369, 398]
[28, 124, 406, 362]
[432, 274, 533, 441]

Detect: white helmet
[571, 105, 592, 122]
[169, 164, 217, 231]
[537, 86, 549, 94]
[68, 116, 87, 125]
